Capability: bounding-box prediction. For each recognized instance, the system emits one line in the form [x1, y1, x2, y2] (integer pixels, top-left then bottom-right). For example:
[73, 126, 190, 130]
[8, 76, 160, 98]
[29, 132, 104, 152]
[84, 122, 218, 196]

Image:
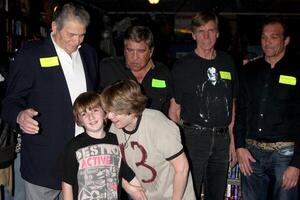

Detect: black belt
[182, 122, 228, 134]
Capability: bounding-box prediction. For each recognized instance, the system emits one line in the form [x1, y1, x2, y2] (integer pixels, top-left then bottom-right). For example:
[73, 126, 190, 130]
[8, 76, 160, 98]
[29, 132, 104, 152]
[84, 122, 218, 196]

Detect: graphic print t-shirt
[110, 109, 196, 200]
[63, 132, 134, 200]
[172, 51, 238, 127]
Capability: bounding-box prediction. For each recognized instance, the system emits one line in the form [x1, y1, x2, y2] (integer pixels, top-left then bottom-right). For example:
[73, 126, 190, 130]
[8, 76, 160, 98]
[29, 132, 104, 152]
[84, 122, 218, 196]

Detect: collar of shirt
[51, 32, 86, 136]
[50, 32, 81, 64]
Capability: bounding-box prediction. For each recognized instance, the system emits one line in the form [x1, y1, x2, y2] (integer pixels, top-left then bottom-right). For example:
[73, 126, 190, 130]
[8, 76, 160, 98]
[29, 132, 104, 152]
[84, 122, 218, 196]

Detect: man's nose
[73, 35, 82, 46]
[88, 113, 95, 120]
[203, 31, 209, 39]
[132, 51, 139, 60]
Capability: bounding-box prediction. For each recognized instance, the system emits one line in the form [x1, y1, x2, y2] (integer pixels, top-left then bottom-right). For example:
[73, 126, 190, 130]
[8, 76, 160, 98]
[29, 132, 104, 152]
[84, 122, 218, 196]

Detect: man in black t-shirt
[169, 12, 238, 200]
[99, 26, 172, 115]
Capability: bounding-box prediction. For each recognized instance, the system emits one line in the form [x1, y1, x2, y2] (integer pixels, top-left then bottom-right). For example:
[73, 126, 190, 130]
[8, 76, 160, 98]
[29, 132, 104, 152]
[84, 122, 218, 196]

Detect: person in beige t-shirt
[100, 80, 195, 200]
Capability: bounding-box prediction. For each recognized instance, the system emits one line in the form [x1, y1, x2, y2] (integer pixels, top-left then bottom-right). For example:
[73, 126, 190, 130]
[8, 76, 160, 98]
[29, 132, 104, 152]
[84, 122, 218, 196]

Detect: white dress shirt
[51, 33, 86, 136]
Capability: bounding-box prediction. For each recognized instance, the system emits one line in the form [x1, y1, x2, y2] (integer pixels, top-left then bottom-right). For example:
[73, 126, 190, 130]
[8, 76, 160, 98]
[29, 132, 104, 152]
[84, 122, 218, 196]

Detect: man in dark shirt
[169, 12, 238, 200]
[99, 26, 172, 115]
[235, 18, 300, 200]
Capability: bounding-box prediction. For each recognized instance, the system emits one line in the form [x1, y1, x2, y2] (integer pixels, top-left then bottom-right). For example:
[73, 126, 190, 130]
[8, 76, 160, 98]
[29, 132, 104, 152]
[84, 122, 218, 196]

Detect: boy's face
[78, 106, 105, 135]
[107, 111, 137, 131]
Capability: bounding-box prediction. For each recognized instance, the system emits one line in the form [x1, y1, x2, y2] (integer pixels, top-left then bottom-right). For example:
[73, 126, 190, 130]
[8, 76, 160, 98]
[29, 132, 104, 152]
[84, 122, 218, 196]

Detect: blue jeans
[242, 144, 298, 200]
[183, 127, 229, 200]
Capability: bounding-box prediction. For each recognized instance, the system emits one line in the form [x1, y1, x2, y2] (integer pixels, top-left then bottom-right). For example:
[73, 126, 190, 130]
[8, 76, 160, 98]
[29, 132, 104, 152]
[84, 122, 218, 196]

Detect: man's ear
[192, 32, 196, 40]
[150, 47, 154, 57]
[284, 36, 290, 47]
[51, 22, 57, 34]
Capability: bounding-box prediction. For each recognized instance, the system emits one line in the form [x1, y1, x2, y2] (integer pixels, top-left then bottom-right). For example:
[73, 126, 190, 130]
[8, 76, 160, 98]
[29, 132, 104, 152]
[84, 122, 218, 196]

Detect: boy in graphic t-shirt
[62, 92, 147, 200]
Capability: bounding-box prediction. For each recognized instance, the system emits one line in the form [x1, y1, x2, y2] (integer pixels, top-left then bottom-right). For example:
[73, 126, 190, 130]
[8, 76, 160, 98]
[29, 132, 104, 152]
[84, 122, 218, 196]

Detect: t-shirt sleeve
[62, 141, 78, 185]
[120, 159, 135, 182]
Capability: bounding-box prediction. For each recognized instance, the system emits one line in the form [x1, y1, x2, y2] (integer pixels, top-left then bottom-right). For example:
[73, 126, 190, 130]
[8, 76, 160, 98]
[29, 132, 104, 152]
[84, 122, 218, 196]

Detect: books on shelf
[226, 165, 242, 200]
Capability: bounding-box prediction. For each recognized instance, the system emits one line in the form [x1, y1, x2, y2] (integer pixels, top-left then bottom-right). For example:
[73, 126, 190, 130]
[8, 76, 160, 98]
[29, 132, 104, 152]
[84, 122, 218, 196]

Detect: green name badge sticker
[219, 71, 232, 80]
[39, 56, 59, 68]
[279, 75, 297, 86]
[151, 78, 166, 88]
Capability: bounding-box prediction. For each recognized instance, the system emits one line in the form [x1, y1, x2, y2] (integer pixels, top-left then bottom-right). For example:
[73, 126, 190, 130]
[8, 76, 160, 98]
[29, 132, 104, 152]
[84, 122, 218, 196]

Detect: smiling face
[106, 111, 138, 131]
[78, 106, 106, 137]
[124, 40, 153, 72]
[52, 19, 86, 55]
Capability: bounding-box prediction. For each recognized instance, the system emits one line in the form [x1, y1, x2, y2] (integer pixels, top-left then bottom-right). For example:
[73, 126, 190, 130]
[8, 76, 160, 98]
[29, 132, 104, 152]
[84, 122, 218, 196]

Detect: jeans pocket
[278, 146, 294, 156]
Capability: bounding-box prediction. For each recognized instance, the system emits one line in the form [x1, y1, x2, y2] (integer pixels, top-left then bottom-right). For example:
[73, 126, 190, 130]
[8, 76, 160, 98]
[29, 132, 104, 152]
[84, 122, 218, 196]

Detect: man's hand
[17, 108, 39, 134]
[282, 166, 300, 190]
[236, 148, 256, 176]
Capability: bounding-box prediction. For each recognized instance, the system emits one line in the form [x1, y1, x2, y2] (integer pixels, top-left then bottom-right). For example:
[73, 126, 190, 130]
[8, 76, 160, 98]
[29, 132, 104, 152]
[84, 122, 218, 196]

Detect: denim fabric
[242, 144, 298, 200]
[183, 127, 229, 200]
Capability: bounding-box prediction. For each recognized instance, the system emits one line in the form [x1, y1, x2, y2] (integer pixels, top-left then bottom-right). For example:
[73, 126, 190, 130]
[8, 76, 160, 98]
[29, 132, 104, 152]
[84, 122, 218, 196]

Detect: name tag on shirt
[219, 71, 232, 80]
[39, 56, 59, 68]
[151, 78, 166, 88]
[279, 75, 297, 86]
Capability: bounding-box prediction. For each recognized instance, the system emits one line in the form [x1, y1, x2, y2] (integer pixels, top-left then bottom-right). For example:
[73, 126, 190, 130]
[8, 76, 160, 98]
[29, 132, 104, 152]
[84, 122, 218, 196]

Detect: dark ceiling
[74, 0, 300, 14]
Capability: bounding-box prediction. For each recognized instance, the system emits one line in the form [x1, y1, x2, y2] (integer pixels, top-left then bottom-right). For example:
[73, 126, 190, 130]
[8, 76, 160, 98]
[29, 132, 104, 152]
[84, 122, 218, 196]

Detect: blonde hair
[100, 80, 148, 115]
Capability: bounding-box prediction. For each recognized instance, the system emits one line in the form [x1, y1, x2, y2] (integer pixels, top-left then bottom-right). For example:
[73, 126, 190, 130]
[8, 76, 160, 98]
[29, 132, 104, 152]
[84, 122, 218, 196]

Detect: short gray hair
[53, 3, 90, 31]
[124, 26, 154, 49]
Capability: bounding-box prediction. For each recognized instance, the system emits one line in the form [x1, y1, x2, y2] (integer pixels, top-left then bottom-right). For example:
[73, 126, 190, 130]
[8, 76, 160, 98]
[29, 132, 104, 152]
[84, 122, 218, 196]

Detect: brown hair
[262, 17, 289, 39]
[100, 80, 148, 116]
[191, 11, 219, 33]
[73, 91, 102, 124]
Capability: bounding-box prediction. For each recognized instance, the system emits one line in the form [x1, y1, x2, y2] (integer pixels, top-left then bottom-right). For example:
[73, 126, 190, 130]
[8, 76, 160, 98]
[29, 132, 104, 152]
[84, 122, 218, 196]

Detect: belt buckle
[194, 124, 203, 130]
[211, 127, 227, 134]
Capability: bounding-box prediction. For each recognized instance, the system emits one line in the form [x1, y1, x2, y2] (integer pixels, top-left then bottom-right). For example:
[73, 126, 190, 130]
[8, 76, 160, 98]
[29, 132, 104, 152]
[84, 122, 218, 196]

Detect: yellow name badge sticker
[279, 75, 297, 86]
[151, 78, 166, 88]
[219, 71, 232, 80]
[39, 56, 59, 68]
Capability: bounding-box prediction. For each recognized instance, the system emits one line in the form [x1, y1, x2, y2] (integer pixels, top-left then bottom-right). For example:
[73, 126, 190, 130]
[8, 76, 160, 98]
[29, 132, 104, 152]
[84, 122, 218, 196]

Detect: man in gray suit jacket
[1, 3, 98, 199]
